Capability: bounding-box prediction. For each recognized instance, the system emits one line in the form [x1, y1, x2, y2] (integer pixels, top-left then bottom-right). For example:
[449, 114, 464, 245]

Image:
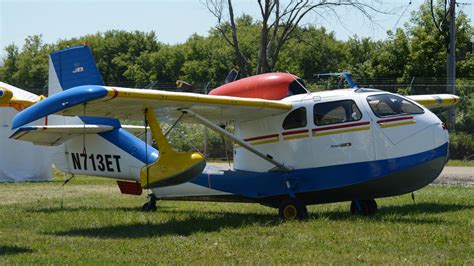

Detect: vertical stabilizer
[48, 45, 104, 96]
[48, 45, 104, 125]
[44, 45, 158, 177]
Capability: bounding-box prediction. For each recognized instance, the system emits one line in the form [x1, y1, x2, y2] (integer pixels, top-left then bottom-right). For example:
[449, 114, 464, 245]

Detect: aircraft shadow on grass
[46, 202, 472, 239]
[377, 202, 473, 215]
[316, 202, 473, 225]
[0, 245, 33, 256]
[28, 206, 173, 214]
[52, 212, 279, 239]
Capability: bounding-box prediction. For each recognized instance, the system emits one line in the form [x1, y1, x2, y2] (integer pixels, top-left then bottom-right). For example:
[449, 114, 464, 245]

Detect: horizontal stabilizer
[407, 94, 461, 110]
[10, 125, 114, 146]
[121, 125, 149, 137]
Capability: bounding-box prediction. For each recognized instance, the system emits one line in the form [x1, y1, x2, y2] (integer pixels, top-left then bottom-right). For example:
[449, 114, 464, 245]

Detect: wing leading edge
[12, 85, 292, 129]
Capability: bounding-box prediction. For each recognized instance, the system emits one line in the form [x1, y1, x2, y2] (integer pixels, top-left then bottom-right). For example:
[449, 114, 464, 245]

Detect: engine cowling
[209, 72, 308, 100]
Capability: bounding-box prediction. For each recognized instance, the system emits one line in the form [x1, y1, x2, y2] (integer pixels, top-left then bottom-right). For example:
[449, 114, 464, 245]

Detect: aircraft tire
[278, 198, 308, 220]
[350, 199, 377, 215]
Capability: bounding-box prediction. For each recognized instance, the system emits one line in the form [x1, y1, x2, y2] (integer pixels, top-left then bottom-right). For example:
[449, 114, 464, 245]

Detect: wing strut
[181, 108, 292, 172]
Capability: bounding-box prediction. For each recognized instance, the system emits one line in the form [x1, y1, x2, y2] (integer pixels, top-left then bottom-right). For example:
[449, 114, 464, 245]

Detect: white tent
[0, 82, 51, 182]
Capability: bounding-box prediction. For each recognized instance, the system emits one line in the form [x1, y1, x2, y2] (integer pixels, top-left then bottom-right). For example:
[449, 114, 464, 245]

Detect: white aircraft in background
[5, 45, 460, 220]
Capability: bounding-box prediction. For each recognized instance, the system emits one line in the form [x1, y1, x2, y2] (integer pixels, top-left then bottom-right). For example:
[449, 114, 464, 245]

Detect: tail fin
[48, 45, 105, 126]
[48, 45, 104, 96]
[41, 45, 158, 182]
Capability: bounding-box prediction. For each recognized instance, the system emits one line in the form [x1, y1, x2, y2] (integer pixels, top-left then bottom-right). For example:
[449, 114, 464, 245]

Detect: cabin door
[311, 98, 375, 167]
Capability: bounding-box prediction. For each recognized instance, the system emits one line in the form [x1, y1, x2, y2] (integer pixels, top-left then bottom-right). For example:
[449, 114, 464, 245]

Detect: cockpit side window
[288, 79, 308, 96]
[282, 107, 307, 130]
[314, 100, 362, 126]
[367, 94, 424, 117]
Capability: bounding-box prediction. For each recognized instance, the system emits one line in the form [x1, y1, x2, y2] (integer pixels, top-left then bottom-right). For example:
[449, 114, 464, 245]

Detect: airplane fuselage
[151, 88, 448, 206]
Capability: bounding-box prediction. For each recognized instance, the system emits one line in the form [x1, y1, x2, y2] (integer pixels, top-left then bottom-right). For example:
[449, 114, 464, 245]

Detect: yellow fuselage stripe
[283, 134, 309, 140]
[312, 126, 370, 137]
[379, 121, 416, 128]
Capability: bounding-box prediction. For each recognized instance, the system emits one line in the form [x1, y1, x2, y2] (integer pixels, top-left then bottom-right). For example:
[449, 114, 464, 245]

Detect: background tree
[205, 0, 388, 76]
[404, 1, 472, 93]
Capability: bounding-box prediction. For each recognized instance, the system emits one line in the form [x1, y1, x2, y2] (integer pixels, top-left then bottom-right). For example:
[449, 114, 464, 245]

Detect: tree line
[0, 2, 472, 159]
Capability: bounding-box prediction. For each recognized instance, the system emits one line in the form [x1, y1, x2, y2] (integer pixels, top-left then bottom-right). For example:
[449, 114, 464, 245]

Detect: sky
[0, 0, 473, 60]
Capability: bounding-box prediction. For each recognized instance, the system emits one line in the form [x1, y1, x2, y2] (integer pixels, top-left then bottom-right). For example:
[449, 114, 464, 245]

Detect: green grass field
[0, 176, 472, 264]
[447, 159, 474, 167]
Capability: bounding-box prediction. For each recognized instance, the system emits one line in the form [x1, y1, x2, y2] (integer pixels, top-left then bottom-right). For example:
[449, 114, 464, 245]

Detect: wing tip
[12, 85, 108, 129]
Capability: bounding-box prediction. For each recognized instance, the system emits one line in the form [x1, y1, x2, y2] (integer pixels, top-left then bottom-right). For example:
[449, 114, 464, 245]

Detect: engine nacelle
[210, 73, 308, 100]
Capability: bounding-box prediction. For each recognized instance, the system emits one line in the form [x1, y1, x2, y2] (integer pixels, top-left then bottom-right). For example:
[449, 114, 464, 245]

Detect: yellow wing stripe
[414, 98, 460, 106]
[408, 94, 461, 109]
[0, 85, 46, 111]
[105, 87, 292, 110]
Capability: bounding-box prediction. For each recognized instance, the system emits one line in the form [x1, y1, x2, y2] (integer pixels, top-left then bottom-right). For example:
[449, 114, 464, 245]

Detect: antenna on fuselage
[314, 72, 359, 89]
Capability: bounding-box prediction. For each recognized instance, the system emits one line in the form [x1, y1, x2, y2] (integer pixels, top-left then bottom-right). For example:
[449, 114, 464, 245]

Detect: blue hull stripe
[191, 143, 448, 198]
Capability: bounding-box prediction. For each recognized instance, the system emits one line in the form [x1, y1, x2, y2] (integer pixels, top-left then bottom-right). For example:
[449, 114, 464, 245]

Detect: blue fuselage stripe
[80, 116, 158, 164]
[98, 127, 158, 164]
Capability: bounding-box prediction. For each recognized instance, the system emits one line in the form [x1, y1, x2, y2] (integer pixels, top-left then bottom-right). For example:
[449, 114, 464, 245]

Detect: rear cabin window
[314, 100, 362, 126]
[367, 94, 424, 117]
[282, 107, 307, 130]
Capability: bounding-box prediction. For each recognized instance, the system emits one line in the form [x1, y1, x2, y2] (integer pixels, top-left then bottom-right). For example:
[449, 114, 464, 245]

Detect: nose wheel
[350, 199, 377, 215]
[278, 198, 308, 220]
[142, 193, 157, 212]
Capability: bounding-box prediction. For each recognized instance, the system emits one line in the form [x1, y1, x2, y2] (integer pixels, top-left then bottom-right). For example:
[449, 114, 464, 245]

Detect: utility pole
[203, 83, 210, 157]
[447, 0, 456, 130]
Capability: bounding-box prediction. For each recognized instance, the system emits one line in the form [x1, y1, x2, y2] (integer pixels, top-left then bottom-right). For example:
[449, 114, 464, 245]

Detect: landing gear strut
[350, 199, 377, 215]
[142, 193, 157, 212]
[278, 198, 308, 220]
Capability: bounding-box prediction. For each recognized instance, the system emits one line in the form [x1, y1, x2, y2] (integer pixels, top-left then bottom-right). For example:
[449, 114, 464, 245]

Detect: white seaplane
[4, 46, 460, 219]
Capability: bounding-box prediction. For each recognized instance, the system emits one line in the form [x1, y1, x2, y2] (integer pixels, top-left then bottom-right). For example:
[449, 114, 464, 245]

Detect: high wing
[12, 85, 292, 129]
[407, 94, 461, 110]
[0, 82, 45, 111]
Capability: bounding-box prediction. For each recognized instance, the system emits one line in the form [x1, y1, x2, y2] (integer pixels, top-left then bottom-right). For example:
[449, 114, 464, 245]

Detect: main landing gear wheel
[142, 194, 157, 212]
[350, 199, 378, 216]
[278, 198, 308, 220]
